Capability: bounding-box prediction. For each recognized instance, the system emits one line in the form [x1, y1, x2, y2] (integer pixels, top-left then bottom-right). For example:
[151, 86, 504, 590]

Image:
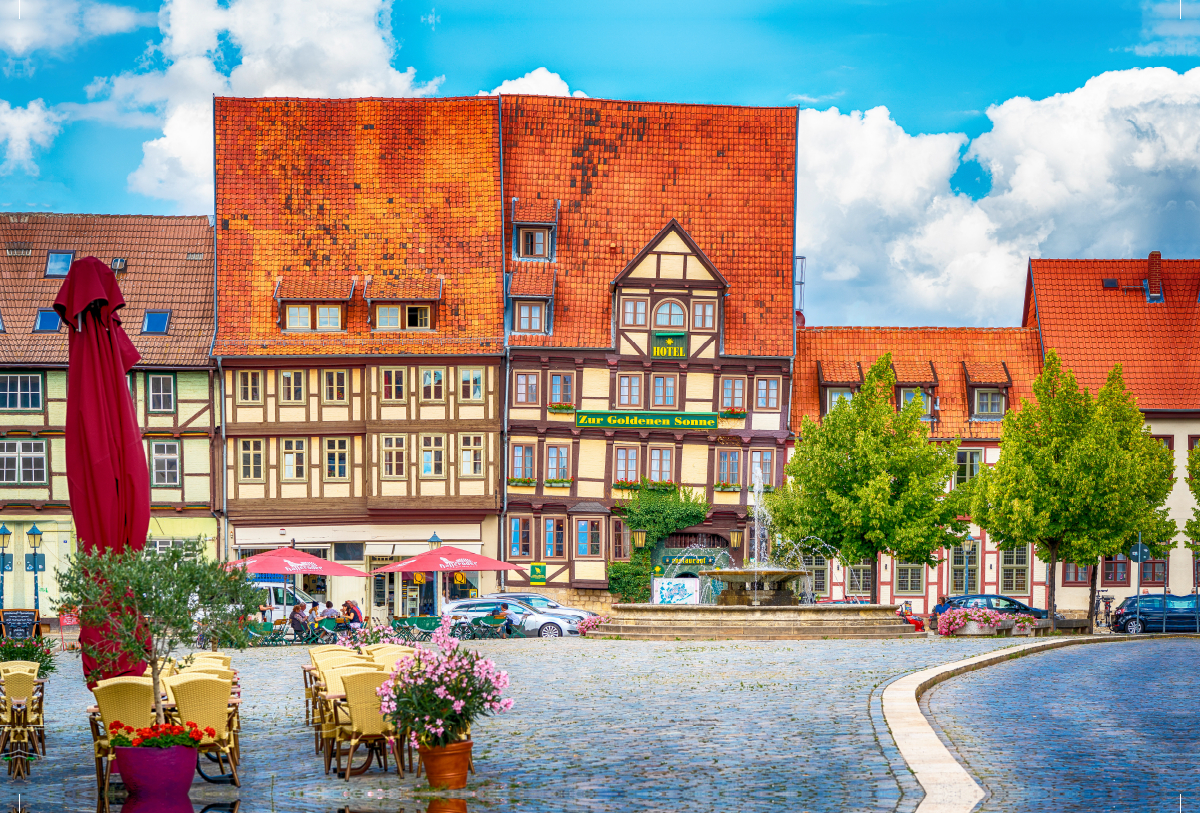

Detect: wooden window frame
[405, 304, 434, 331]
[284, 304, 312, 331]
[419, 434, 446, 479]
[0, 372, 44, 412]
[897, 386, 930, 416]
[1140, 559, 1167, 586]
[894, 561, 924, 594]
[549, 372, 573, 405]
[147, 372, 176, 414]
[315, 304, 343, 331]
[717, 449, 741, 487]
[515, 301, 545, 333]
[973, 388, 1005, 418]
[617, 373, 643, 408]
[380, 368, 405, 402]
[574, 517, 604, 559]
[236, 370, 262, 405]
[951, 542, 978, 595]
[322, 369, 348, 404]
[509, 516, 533, 559]
[0, 439, 47, 485]
[692, 299, 716, 331]
[1152, 434, 1174, 451]
[459, 434, 484, 478]
[801, 553, 828, 596]
[517, 228, 550, 259]
[1102, 555, 1130, 586]
[749, 449, 774, 487]
[545, 444, 570, 481]
[612, 518, 631, 561]
[721, 377, 745, 410]
[651, 373, 678, 409]
[513, 371, 540, 406]
[238, 438, 265, 483]
[652, 299, 688, 330]
[544, 517, 567, 559]
[823, 387, 854, 414]
[614, 445, 640, 484]
[150, 440, 181, 487]
[848, 561, 874, 595]
[458, 368, 484, 402]
[375, 305, 401, 330]
[418, 367, 445, 403]
[648, 446, 674, 484]
[1000, 546, 1030, 594]
[281, 438, 308, 482]
[955, 448, 982, 488]
[1062, 563, 1091, 586]
[511, 443, 535, 480]
[279, 370, 305, 404]
[756, 377, 781, 411]
[323, 437, 350, 482]
[621, 297, 648, 328]
[380, 435, 406, 480]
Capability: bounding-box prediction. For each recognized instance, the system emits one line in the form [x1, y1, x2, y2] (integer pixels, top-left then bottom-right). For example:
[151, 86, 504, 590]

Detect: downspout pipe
[497, 93, 509, 591]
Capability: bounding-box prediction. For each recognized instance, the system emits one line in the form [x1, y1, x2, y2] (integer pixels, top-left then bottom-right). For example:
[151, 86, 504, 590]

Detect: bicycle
[1092, 591, 1114, 628]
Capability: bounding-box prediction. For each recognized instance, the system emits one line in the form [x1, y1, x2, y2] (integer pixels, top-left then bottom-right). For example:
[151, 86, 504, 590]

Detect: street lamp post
[0, 524, 10, 610]
[26, 524, 43, 613]
[429, 532, 442, 618]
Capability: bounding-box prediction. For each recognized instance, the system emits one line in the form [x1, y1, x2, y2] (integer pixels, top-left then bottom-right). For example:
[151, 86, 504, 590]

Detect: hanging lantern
[632, 529, 648, 548]
[728, 529, 744, 549]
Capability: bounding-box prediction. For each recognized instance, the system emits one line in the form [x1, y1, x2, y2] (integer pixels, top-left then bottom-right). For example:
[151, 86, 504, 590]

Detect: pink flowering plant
[576, 615, 608, 637]
[937, 606, 1007, 636]
[1011, 613, 1038, 632]
[377, 616, 513, 749]
[336, 625, 409, 649]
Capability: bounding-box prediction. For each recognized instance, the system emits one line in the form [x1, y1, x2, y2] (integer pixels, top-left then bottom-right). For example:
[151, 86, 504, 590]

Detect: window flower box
[543, 478, 573, 488]
[719, 408, 747, 419]
[612, 479, 640, 491]
[644, 480, 676, 492]
[547, 403, 576, 414]
[507, 477, 536, 487]
[713, 482, 743, 492]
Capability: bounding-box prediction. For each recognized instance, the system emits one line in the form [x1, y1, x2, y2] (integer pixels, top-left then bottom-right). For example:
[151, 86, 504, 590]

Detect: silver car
[442, 598, 580, 638]
[483, 592, 597, 620]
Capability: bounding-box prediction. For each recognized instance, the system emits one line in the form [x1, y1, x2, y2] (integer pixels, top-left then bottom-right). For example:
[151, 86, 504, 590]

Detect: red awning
[226, 547, 368, 577]
[371, 545, 522, 574]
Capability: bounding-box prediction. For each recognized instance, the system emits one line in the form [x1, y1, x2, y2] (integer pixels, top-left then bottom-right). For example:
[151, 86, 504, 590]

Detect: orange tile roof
[1026, 256, 1200, 410]
[964, 361, 1011, 385]
[212, 97, 504, 357]
[502, 97, 796, 355]
[818, 361, 863, 384]
[794, 327, 1043, 440]
[512, 198, 558, 223]
[363, 272, 441, 301]
[893, 360, 935, 383]
[509, 264, 555, 297]
[0, 213, 214, 368]
[276, 276, 356, 300]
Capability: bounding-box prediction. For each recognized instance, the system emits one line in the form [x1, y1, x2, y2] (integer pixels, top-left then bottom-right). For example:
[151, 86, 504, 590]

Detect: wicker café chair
[302, 646, 351, 723]
[315, 666, 377, 772]
[91, 681, 156, 793]
[185, 666, 238, 683]
[0, 661, 40, 676]
[0, 671, 40, 778]
[94, 676, 153, 691]
[332, 671, 402, 780]
[172, 677, 239, 786]
[191, 653, 233, 666]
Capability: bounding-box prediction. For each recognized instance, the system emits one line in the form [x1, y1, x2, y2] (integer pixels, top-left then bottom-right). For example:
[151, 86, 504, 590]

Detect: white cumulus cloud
[480, 67, 587, 98]
[0, 99, 65, 175]
[84, 0, 442, 211]
[0, 0, 155, 71]
[800, 67, 1200, 326]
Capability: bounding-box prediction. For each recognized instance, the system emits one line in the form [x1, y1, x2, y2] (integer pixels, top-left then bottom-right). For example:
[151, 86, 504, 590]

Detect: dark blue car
[945, 594, 1049, 619]
[1113, 594, 1200, 633]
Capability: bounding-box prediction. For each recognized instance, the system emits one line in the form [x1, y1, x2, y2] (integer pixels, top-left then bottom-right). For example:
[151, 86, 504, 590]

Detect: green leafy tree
[768, 353, 968, 602]
[55, 539, 265, 723]
[970, 352, 1175, 629]
[607, 482, 710, 604]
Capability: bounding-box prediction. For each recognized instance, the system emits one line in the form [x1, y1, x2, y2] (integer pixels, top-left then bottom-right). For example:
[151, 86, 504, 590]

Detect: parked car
[442, 598, 581, 638]
[945, 594, 1049, 619]
[483, 592, 597, 620]
[1113, 594, 1200, 634]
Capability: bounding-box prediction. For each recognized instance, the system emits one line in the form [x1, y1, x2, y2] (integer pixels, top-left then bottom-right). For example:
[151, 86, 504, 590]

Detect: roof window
[0, 310, 5, 332]
[5, 243, 31, 257]
[34, 309, 61, 333]
[45, 250, 74, 278]
[111, 258, 127, 271]
[186, 252, 204, 261]
[142, 310, 171, 334]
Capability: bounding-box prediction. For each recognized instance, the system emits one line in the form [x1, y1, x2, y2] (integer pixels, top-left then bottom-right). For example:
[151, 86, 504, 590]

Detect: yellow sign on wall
[529, 562, 547, 586]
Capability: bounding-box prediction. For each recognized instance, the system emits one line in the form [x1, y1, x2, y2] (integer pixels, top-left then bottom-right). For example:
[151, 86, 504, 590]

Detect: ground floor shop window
[448, 570, 478, 601]
[1140, 559, 1166, 586]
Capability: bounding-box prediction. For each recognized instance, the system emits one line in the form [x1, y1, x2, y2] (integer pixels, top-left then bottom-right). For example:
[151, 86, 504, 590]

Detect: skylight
[142, 311, 171, 334]
[34, 309, 61, 332]
[45, 251, 74, 278]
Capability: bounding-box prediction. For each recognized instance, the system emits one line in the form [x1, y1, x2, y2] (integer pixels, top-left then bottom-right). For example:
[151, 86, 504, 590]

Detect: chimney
[1148, 251, 1162, 300]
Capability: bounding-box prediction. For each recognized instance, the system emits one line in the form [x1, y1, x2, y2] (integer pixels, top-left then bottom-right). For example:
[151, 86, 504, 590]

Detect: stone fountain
[699, 567, 810, 606]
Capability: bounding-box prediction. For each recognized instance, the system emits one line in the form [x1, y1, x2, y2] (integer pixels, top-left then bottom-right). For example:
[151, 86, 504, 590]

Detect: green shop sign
[656, 554, 719, 572]
[575, 411, 718, 430]
[651, 332, 689, 358]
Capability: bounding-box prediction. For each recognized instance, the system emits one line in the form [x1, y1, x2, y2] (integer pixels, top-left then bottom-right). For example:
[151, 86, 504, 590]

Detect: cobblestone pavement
[2, 636, 1025, 813]
[927, 637, 1200, 813]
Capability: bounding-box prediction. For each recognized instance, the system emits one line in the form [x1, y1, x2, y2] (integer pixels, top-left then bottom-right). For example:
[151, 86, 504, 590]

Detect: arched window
[654, 301, 686, 328]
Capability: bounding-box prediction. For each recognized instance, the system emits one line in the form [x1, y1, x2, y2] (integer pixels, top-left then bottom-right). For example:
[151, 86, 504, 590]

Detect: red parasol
[54, 256, 151, 683]
[225, 547, 368, 577]
[370, 545, 522, 574]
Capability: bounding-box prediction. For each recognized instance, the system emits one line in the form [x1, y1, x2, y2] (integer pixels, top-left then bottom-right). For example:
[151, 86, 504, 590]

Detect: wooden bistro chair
[172, 677, 240, 787]
[91, 681, 156, 794]
[332, 671, 404, 780]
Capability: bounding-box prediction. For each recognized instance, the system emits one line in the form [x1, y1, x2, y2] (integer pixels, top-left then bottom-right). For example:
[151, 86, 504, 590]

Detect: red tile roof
[0, 213, 214, 368]
[363, 272, 441, 301]
[794, 327, 1044, 440]
[512, 198, 558, 223]
[1025, 256, 1200, 410]
[275, 276, 356, 300]
[502, 97, 796, 355]
[893, 360, 935, 383]
[212, 97, 504, 357]
[509, 264, 555, 297]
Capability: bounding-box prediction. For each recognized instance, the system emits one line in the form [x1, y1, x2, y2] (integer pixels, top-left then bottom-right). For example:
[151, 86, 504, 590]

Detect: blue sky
[4, 0, 1200, 324]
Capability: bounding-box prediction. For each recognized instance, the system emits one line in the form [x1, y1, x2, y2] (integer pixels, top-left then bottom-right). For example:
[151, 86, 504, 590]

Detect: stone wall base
[497, 586, 615, 615]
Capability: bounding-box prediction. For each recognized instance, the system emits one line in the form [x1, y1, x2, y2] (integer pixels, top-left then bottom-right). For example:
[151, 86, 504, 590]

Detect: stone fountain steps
[593, 622, 924, 641]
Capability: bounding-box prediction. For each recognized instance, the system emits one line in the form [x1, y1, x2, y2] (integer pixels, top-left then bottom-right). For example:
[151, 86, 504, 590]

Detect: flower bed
[506, 477, 537, 487]
[543, 478, 573, 488]
[547, 403, 576, 413]
[937, 606, 1007, 636]
[577, 615, 609, 637]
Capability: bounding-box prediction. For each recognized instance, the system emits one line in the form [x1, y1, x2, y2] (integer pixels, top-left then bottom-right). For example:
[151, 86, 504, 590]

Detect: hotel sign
[651, 333, 689, 358]
[575, 411, 719, 430]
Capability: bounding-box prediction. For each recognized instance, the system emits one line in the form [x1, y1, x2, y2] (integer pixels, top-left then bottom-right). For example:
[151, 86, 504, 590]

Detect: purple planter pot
[114, 745, 195, 813]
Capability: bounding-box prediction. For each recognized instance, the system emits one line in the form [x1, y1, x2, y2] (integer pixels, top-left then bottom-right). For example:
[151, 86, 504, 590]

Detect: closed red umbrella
[54, 256, 151, 682]
[226, 547, 368, 578]
[371, 545, 522, 574]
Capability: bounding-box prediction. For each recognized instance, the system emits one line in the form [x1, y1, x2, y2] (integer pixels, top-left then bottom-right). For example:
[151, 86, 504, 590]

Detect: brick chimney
[1148, 251, 1162, 299]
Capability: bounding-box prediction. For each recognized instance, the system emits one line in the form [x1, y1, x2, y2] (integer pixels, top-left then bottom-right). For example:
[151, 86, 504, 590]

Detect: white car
[482, 592, 596, 621]
[442, 598, 580, 638]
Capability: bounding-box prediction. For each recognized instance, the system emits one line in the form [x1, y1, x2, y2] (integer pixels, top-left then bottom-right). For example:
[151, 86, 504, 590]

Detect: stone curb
[881, 633, 1192, 813]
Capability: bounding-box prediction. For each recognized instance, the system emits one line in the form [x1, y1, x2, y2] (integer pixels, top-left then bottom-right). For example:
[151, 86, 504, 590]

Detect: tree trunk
[1047, 541, 1059, 633]
[150, 655, 165, 725]
[1086, 558, 1099, 633]
[870, 556, 879, 605]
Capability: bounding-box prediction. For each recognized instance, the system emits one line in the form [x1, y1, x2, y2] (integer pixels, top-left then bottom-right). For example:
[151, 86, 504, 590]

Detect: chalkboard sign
[1, 610, 39, 640]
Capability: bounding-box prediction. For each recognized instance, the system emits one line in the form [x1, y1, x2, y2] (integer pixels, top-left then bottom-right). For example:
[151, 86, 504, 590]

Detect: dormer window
[974, 389, 1004, 416]
[899, 387, 930, 415]
[826, 388, 853, 411]
[407, 305, 431, 330]
[515, 301, 544, 333]
[377, 306, 400, 328]
[654, 301, 686, 328]
[316, 306, 341, 330]
[519, 228, 549, 259]
[286, 306, 310, 330]
[281, 303, 343, 331]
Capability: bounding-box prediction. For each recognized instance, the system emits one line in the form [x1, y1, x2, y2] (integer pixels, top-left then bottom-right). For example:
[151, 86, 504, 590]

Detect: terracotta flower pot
[419, 739, 473, 789]
[114, 745, 195, 811]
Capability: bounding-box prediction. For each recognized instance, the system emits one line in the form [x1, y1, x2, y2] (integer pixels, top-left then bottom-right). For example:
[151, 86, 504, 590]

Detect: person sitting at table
[342, 600, 364, 630]
[306, 601, 321, 623]
[319, 601, 339, 619]
[288, 604, 308, 637]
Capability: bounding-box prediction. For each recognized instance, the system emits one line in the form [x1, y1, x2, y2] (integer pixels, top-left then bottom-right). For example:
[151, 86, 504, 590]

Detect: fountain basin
[596, 603, 922, 641]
